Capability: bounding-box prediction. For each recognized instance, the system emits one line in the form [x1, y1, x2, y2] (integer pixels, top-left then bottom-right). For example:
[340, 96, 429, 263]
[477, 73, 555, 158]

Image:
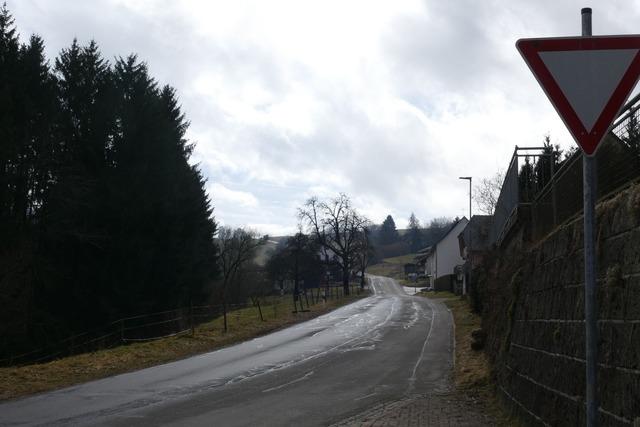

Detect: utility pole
[459, 176, 472, 295]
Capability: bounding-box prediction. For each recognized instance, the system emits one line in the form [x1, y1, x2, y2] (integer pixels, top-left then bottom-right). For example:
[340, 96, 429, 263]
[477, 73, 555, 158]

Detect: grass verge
[0, 292, 366, 401]
[418, 291, 520, 426]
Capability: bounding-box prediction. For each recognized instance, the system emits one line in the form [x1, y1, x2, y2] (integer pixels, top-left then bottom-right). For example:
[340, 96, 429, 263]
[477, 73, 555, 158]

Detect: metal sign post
[516, 8, 640, 425]
[514, 7, 640, 426]
[581, 9, 599, 427]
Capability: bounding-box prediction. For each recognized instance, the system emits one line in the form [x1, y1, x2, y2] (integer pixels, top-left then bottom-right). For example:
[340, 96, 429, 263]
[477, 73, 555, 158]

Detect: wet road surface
[0, 276, 454, 426]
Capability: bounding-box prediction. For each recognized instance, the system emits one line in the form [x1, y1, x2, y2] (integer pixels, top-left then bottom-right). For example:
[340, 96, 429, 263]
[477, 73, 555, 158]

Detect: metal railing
[489, 146, 554, 246]
[492, 93, 640, 246]
[611, 92, 640, 141]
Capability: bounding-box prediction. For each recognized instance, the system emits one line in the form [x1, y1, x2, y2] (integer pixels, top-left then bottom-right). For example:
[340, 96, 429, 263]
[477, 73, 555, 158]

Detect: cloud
[208, 183, 259, 208]
[9, 0, 640, 232]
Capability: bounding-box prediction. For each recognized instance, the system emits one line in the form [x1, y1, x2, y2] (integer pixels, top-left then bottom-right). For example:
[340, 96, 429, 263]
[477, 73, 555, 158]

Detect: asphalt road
[0, 276, 454, 426]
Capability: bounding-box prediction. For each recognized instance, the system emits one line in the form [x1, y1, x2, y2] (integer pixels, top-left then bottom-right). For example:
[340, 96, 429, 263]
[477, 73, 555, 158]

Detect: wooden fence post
[256, 299, 264, 321]
[223, 300, 228, 333]
[189, 299, 194, 336]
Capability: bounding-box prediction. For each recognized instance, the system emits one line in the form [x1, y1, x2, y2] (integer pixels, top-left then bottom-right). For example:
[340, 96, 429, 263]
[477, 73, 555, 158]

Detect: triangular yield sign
[517, 36, 640, 155]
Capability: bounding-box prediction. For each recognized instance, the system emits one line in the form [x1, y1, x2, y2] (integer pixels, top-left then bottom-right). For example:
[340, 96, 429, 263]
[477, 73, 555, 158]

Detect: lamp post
[459, 176, 472, 295]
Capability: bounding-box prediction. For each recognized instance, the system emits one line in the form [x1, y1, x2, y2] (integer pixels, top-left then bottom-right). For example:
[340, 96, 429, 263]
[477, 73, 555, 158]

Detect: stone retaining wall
[482, 182, 640, 426]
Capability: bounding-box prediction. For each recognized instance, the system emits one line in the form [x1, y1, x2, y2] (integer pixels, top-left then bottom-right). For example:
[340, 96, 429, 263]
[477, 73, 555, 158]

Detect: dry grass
[367, 253, 418, 283]
[440, 296, 491, 390]
[0, 293, 365, 401]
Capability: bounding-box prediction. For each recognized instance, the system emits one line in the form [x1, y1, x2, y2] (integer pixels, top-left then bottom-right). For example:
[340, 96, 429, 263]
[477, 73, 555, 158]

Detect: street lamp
[459, 176, 472, 295]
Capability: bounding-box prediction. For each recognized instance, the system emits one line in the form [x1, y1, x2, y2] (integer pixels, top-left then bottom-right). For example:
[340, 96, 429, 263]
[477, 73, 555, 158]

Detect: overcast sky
[8, 1, 640, 235]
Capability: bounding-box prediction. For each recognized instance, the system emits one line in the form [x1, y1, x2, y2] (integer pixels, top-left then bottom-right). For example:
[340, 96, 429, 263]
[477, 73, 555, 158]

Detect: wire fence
[489, 146, 553, 246]
[530, 134, 640, 242]
[0, 282, 362, 368]
[491, 94, 640, 247]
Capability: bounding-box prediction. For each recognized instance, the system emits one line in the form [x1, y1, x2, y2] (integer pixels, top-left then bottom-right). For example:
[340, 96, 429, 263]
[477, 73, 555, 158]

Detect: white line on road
[226, 290, 398, 389]
[408, 298, 437, 390]
[262, 370, 315, 393]
[354, 392, 377, 401]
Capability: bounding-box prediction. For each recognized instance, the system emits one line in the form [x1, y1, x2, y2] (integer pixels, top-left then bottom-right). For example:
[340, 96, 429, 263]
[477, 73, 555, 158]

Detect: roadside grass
[418, 291, 520, 426]
[0, 292, 366, 401]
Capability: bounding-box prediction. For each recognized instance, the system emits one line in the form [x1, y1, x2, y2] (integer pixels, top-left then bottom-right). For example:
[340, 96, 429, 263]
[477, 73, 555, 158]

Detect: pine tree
[622, 112, 640, 165]
[0, 6, 220, 358]
[0, 3, 21, 229]
[406, 212, 423, 252]
[519, 156, 535, 202]
[379, 215, 399, 245]
[37, 39, 117, 329]
[1, 7, 60, 353]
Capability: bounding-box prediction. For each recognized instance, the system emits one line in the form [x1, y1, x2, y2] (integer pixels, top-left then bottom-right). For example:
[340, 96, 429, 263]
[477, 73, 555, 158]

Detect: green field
[367, 253, 417, 283]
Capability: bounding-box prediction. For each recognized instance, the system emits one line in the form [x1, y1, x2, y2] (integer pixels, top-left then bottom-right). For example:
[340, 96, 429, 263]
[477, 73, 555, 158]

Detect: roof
[458, 215, 492, 252]
[433, 217, 468, 248]
[414, 218, 469, 262]
[416, 246, 432, 254]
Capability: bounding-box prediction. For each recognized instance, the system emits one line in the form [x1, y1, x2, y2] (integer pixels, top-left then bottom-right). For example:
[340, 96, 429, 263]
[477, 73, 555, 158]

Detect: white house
[423, 217, 469, 291]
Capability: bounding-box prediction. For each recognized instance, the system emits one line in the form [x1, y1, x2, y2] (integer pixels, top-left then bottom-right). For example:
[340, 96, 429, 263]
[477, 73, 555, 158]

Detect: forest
[0, 6, 218, 359]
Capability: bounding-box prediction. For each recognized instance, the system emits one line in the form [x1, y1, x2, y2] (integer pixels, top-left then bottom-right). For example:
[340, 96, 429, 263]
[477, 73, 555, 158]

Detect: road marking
[354, 392, 377, 401]
[408, 298, 436, 390]
[225, 283, 397, 388]
[262, 370, 315, 393]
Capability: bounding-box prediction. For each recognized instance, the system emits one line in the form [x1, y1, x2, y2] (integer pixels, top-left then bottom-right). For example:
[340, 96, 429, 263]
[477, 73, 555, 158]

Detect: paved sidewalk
[333, 392, 498, 427]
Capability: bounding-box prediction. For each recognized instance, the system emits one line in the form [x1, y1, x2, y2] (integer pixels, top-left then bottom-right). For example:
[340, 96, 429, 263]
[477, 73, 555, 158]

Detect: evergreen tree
[40, 39, 117, 328]
[379, 215, 399, 245]
[107, 55, 218, 314]
[519, 156, 535, 202]
[0, 8, 60, 352]
[534, 135, 561, 191]
[0, 5, 220, 359]
[0, 3, 21, 230]
[406, 212, 423, 252]
[622, 112, 640, 166]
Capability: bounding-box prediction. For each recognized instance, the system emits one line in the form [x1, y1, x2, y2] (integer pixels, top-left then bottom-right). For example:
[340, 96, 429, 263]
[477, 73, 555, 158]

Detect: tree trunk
[255, 298, 263, 321]
[292, 291, 298, 313]
[294, 255, 300, 310]
[342, 266, 350, 296]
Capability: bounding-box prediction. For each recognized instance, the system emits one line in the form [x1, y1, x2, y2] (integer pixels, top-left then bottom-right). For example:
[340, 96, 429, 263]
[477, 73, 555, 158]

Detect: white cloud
[9, 0, 640, 234]
[208, 183, 259, 208]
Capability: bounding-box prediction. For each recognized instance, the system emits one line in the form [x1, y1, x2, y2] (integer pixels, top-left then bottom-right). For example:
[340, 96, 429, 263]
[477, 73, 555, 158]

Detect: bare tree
[217, 227, 267, 332]
[298, 194, 367, 296]
[473, 172, 504, 215]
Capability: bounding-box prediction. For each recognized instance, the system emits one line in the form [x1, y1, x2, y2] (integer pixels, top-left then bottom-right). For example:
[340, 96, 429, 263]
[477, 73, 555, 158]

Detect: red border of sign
[517, 35, 640, 155]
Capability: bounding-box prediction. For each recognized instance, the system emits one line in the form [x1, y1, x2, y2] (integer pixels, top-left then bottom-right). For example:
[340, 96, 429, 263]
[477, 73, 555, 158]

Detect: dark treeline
[0, 6, 218, 358]
[367, 214, 454, 260]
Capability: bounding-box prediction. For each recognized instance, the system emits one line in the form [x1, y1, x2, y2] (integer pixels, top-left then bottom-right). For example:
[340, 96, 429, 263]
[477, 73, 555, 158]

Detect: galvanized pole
[581, 7, 599, 427]
[468, 177, 472, 296]
[459, 176, 472, 295]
